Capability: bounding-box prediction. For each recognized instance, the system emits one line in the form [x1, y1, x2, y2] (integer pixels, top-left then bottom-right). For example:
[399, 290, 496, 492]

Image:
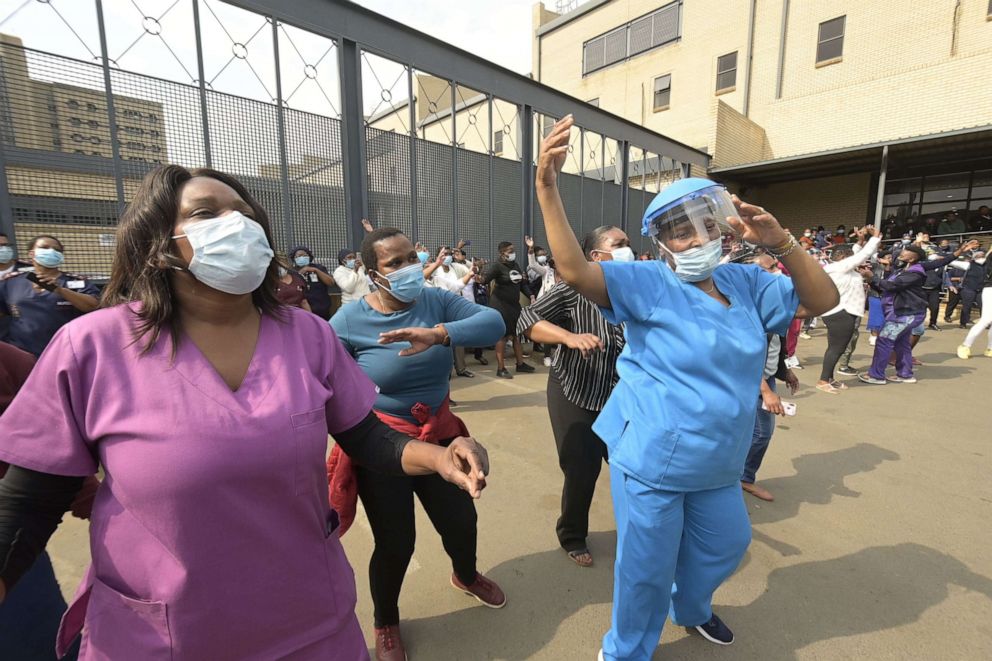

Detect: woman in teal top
[536, 117, 839, 661]
[330, 227, 506, 659]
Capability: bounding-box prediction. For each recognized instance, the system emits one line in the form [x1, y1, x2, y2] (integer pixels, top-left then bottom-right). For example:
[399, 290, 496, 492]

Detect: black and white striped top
[518, 282, 625, 412]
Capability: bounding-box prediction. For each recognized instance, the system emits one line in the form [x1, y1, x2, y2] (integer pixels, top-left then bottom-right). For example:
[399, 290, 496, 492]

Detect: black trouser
[945, 290, 962, 321]
[356, 441, 478, 627]
[821, 310, 859, 381]
[923, 288, 941, 326]
[961, 288, 981, 325]
[546, 372, 608, 553]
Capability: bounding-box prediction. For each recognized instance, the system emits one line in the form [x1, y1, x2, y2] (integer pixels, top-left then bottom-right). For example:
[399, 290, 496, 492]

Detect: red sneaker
[374, 625, 407, 661]
[450, 572, 506, 609]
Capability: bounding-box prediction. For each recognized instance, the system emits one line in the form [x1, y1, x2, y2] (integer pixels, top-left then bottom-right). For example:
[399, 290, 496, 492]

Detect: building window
[586, 98, 600, 107]
[816, 16, 845, 65]
[653, 74, 671, 112]
[582, 0, 681, 75]
[716, 51, 737, 93]
[493, 130, 504, 155]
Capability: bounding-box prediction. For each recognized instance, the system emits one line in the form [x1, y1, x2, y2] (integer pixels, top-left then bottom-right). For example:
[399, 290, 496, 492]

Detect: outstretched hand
[437, 436, 489, 498]
[362, 218, 374, 233]
[378, 326, 445, 356]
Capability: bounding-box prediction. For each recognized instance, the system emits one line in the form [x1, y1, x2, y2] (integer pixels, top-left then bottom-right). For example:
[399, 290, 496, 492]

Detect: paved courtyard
[47, 322, 992, 659]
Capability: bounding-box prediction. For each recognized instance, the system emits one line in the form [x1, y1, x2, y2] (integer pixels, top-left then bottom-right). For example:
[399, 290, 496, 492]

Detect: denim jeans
[742, 377, 776, 484]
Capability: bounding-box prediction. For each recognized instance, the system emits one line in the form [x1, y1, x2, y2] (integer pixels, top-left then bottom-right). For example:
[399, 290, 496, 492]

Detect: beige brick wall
[536, 0, 992, 161]
[710, 100, 772, 168]
[747, 173, 872, 234]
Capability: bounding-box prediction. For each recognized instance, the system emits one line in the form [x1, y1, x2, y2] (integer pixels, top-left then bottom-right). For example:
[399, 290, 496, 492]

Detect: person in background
[481, 241, 536, 379]
[329, 227, 506, 661]
[290, 245, 334, 319]
[0, 166, 491, 660]
[937, 212, 966, 237]
[943, 257, 967, 324]
[740, 255, 800, 502]
[954, 250, 992, 359]
[518, 225, 629, 568]
[425, 246, 479, 378]
[970, 205, 992, 233]
[274, 259, 312, 311]
[920, 236, 950, 330]
[799, 229, 814, 250]
[525, 235, 558, 365]
[948, 251, 985, 328]
[334, 247, 371, 306]
[816, 227, 881, 392]
[0, 233, 28, 280]
[0, 235, 99, 357]
[537, 115, 838, 659]
[859, 240, 977, 384]
[865, 252, 891, 346]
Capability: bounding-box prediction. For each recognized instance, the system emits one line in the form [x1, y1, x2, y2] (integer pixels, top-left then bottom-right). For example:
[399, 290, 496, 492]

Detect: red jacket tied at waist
[326, 397, 468, 536]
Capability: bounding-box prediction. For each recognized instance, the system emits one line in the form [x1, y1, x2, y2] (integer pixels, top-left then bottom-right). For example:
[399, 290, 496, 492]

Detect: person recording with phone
[0, 235, 99, 356]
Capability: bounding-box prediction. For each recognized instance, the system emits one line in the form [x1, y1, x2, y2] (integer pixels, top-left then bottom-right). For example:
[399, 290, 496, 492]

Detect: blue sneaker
[689, 613, 734, 645]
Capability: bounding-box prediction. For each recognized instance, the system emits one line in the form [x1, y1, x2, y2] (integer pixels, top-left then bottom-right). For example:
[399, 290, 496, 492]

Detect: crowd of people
[0, 114, 990, 661]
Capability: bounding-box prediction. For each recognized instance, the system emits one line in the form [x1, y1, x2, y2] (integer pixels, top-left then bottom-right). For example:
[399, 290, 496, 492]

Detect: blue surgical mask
[417, 251, 430, 265]
[294, 255, 310, 267]
[0, 246, 13, 263]
[381, 262, 425, 303]
[443, 256, 453, 266]
[662, 239, 722, 282]
[345, 259, 356, 269]
[33, 247, 65, 269]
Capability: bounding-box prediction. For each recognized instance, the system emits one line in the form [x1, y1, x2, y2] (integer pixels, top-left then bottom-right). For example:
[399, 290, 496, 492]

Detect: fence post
[450, 83, 458, 245]
[94, 0, 126, 215]
[192, 0, 212, 168]
[338, 39, 369, 251]
[271, 18, 295, 251]
[520, 104, 533, 251]
[487, 94, 494, 257]
[407, 67, 418, 242]
[0, 135, 15, 253]
[619, 140, 630, 233]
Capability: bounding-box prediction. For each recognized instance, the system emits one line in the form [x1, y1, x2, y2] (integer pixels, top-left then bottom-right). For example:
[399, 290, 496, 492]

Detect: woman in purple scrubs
[0, 165, 490, 660]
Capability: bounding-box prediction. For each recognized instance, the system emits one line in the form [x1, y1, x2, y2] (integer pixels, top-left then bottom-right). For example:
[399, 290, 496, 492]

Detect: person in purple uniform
[0, 165, 490, 660]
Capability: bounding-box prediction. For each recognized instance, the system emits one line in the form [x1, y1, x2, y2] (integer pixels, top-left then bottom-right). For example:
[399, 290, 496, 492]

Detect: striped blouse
[517, 282, 625, 412]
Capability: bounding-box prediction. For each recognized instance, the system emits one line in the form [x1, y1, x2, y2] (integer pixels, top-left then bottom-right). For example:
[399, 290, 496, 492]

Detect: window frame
[653, 74, 672, 113]
[816, 15, 846, 66]
[493, 129, 504, 156]
[715, 51, 738, 94]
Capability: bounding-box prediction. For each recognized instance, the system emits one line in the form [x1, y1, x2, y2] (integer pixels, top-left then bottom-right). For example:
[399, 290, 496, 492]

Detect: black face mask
[895, 259, 908, 270]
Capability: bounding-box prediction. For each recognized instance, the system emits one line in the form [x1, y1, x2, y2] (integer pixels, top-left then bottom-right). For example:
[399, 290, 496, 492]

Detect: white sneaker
[799, 332, 812, 340]
[598, 650, 605, 661]
[543, 357, 552, 367]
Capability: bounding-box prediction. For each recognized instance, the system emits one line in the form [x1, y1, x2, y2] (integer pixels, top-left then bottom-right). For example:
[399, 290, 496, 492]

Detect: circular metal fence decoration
[232, 43, 248, 60]
[142, 16, 162, 36]
[304, 64, 318, 80]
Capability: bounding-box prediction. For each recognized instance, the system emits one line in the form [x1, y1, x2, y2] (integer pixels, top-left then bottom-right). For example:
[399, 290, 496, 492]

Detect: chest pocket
[292, 407, 329, 496]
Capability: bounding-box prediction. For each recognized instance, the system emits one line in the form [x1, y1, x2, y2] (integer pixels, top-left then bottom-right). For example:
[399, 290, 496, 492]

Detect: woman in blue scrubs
[536, 116, 839, 661]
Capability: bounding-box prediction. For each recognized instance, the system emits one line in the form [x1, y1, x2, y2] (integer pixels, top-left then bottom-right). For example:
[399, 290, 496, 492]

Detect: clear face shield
[644, 185, 742, 281]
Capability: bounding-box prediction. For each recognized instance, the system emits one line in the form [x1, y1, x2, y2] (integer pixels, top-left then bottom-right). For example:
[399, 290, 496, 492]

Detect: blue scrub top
[594, 260, 798, 492]
[0, 273, 100, 357]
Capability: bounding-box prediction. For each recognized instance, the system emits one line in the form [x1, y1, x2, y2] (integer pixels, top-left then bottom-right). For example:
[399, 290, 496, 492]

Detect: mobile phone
[26, 272, 57, 291]
[463, 240, 472, 247]
[762, 401, 797, 416]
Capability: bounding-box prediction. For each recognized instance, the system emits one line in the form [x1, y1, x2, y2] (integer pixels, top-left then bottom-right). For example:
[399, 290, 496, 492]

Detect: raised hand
[729, 196, 789, 249]
[536, 115, 572, 190]
[525, 235, 535, 250]
[362, 218, 374, 233]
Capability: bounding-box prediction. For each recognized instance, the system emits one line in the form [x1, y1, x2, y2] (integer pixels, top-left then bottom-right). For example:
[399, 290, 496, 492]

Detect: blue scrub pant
[602, 466, 751, 661]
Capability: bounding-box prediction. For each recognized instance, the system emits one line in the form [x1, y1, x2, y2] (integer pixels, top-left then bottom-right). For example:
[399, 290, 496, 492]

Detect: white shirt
[428, 263, 468, 296]
[822, 237, 881, 317]
[527, 253, 556, 299]
[0, 263, 16, 280]
[333, 264, 371, 304]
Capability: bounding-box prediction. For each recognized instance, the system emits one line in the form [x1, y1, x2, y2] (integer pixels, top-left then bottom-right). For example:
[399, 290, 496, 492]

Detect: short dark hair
[497, 241, 513, 254]
[101, 165, 284, 355]
[361, 227, 406, 274]
[29, 234, 63, 252]
[904, 245, 926, 262]
[581, 225, 620, 259]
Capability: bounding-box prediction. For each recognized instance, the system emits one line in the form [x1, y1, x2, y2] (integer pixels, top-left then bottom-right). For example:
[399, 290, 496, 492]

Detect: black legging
[546, 372, 608, 553]
[821, 310, 859, 381]
[923, 288, 941, 327]
[356, 438, 478, 627]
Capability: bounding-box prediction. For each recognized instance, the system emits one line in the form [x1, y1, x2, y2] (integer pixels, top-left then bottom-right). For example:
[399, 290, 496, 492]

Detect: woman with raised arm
[535, 116, 838, 661]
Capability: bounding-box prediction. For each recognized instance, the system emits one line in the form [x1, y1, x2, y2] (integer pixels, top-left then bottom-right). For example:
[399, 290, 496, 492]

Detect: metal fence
[0, 0, 708, 279]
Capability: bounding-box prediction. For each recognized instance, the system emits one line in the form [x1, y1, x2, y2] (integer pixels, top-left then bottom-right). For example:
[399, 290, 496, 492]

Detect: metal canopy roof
[710, 125, 992, 184]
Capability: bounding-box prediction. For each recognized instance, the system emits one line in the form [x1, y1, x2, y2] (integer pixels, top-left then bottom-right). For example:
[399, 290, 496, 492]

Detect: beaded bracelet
[767, 235, 798, 259]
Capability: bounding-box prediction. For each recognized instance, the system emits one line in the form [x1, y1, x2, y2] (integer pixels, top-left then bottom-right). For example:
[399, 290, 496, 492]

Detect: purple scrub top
[0, 304, 377, 659]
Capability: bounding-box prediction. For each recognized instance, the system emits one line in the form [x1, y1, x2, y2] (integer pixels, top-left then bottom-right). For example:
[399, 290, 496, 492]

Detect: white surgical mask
[0, 246, 13, 263]
[537, 255, 548, 265]
[505, 252, 516, 262]
[660, 238, 722, 282]
[172, 211, 274, 295]
[610, 246, 635, 263]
